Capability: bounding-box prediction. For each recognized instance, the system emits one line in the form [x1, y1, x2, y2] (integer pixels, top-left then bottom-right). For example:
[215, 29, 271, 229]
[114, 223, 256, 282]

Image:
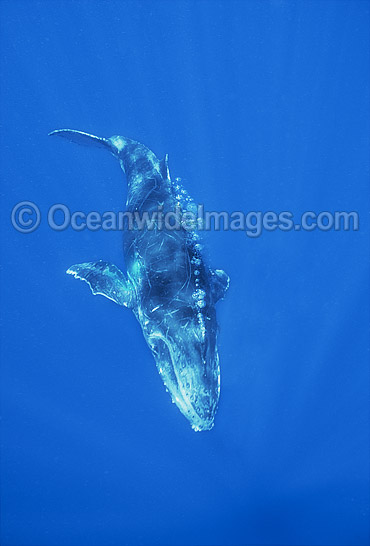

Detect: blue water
[1, 1, 369, 545]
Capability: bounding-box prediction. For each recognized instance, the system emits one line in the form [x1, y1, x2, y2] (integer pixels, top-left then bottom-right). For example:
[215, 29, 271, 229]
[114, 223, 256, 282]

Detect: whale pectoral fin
[66, 260, 134, 308]
[210, 269, 230, 302]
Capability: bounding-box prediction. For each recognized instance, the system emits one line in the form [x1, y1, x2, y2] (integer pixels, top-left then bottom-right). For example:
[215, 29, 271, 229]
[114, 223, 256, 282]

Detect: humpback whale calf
[49, 129, 229, 431]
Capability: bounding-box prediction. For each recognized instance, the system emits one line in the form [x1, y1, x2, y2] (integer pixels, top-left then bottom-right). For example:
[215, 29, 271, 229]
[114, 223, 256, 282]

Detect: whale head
[144, 303, 220, 432]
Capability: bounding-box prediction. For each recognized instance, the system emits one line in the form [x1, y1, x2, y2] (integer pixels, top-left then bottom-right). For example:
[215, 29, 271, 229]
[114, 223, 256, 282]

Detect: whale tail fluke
[49, 129, 112, 152]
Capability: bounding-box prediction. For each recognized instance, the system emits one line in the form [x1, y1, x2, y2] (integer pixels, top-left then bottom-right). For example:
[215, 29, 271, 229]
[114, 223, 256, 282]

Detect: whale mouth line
[147, 332, 214, 431]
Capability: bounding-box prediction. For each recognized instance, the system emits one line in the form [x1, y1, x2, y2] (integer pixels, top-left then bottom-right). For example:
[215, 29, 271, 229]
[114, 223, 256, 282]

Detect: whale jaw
[147, 331, 220, 432]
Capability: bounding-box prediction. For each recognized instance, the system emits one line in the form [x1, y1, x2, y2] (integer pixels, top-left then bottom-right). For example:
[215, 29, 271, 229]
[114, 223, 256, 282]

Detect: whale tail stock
[49, 129, 170, 180]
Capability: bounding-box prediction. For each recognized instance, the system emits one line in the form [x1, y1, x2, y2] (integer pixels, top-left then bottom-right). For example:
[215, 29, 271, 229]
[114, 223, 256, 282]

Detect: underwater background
[0, 1, 369, 545]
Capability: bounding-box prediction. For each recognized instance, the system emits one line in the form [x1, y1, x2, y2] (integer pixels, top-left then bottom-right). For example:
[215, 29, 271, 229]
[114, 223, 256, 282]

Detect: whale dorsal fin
[210, 269, 230, 303]
[160, 154, 170, 180]
[67, 260, 134, 308]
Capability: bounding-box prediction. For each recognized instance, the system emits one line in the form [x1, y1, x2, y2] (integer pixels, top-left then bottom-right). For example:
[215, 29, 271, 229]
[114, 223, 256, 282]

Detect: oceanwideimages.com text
[11, 201, 359, 238]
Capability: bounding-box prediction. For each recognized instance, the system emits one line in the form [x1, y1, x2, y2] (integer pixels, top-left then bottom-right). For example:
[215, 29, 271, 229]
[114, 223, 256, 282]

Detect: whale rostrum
[49, 129, 229, 431]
